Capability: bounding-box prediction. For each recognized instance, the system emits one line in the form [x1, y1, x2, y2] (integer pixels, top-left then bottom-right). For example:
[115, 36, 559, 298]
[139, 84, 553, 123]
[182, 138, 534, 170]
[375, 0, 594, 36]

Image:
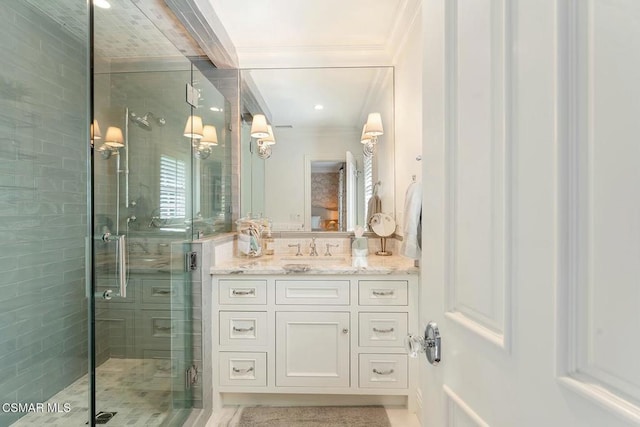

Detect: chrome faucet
[309, 237, 318, 256]
[288, 243, 302, 256]
[325, 243, 339, 256]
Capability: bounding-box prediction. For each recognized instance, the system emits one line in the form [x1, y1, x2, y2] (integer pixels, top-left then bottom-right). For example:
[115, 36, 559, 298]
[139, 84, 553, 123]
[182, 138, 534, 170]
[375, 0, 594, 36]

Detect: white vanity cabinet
[276, 311, 350, 387]
[211, 273, 418, 408]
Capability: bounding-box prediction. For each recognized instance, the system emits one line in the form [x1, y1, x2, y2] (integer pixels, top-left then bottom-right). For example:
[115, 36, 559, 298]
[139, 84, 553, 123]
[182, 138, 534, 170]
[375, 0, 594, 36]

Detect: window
[159, 154, 186, 219]
[363, 153, 374, 220]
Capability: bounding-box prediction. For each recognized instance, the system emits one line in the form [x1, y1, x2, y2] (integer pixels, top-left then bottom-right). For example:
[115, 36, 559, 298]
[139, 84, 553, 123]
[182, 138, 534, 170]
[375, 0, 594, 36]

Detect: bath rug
[237, 405, 391, 427]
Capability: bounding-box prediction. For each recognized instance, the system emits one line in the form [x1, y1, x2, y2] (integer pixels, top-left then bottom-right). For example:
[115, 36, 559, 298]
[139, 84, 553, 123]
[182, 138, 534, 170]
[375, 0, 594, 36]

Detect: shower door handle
[102, 233, 127, 298]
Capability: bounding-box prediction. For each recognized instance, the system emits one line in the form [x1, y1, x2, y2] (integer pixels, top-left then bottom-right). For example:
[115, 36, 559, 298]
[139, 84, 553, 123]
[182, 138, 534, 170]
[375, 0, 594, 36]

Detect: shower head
[129, 111, 166, 130]
[129, 111, 152, 130]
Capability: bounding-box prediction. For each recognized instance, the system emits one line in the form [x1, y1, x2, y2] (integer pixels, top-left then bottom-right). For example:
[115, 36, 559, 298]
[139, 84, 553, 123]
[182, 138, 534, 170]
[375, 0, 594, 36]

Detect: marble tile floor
[12, 358, 173, 426]
[206, 406, 421, 427]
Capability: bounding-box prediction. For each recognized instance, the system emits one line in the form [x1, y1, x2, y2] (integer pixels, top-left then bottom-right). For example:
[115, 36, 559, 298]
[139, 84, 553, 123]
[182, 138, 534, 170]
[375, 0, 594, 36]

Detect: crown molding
[175, 0, 421, 69]
[235, 45, 392, 69]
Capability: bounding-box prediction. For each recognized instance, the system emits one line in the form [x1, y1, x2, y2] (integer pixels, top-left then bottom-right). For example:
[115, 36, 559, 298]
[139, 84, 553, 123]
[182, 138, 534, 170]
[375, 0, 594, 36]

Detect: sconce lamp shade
[261, 125, 276, 145]
[328, 210, 339, 221]
[91, 120, 102, 140]
[104, 126, 124, 147]
[184, 115, 204, 139]
[364, 112, 384, 137]
[201, 125, 219, 146]
[360, 124, 374, 144]
[250, 114, 269, 138]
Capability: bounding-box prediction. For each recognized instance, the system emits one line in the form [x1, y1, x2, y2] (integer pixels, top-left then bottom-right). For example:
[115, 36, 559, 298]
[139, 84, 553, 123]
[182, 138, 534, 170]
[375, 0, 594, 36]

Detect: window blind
[159, 154, 186, 219]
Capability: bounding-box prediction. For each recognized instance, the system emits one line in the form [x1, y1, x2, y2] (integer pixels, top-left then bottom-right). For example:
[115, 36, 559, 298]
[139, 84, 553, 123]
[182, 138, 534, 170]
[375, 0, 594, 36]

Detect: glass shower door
[92, 65, 195, 426]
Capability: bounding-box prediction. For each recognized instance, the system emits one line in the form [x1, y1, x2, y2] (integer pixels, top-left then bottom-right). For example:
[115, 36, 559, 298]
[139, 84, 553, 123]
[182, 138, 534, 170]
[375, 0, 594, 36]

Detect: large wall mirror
[240, 67, 395, 232]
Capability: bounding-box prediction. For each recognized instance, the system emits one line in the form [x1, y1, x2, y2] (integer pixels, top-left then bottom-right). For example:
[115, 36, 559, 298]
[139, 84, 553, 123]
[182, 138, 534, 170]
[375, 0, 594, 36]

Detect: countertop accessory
[370, 212, 396, 256]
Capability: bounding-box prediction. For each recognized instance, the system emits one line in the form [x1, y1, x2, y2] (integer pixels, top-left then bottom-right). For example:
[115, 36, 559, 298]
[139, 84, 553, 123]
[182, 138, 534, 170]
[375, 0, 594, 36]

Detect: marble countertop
[210, 254, 419, 275]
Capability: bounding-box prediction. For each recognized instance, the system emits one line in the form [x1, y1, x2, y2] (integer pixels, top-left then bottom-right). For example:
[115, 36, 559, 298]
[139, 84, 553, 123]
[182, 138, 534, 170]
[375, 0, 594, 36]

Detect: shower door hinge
[186, 83, 198, 107]
[185, 365, 199, 389]
[186, 251, 198, 271]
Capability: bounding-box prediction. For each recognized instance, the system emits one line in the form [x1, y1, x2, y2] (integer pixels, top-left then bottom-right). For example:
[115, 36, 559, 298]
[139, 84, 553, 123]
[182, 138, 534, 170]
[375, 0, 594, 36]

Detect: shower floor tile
[12, 358, 172, 426]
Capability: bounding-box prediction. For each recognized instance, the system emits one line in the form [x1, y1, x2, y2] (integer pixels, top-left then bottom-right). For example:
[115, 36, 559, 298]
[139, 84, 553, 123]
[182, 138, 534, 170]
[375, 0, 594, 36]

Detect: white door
[275, 311, 350, 387]
[419, 0, 640, 426]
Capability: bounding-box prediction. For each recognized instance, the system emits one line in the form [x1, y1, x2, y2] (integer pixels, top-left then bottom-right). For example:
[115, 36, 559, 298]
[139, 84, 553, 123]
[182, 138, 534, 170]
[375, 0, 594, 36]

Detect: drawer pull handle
[232, 326, 255, 333]
[373, 368, 395, 376]
[372, 290, 395, 296]
[232, 289, 256, 296]
[232, 366, 254, 374]
[153, 289, 171, 296]
[373, 327, 395, 333]
[155, 326, 172, 332]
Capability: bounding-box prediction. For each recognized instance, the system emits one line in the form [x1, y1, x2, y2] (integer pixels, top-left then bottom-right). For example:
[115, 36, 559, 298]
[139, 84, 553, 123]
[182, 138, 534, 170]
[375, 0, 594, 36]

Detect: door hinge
[185, 365, 199, 389]
[186, 251, 198, 271]
[185, 83, 199, 107]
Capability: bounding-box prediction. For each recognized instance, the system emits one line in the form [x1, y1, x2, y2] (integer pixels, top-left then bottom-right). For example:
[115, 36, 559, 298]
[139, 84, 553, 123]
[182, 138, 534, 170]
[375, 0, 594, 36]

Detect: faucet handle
[288, 243, 302, 256]
[325, 243, 339, 256]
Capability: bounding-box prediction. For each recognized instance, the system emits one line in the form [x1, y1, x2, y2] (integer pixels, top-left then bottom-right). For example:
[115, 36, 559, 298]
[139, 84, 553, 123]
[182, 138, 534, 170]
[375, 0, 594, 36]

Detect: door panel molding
[444, 385, 490, 427]
[557, 0, 640, 421]
[443, 0, 513, 352]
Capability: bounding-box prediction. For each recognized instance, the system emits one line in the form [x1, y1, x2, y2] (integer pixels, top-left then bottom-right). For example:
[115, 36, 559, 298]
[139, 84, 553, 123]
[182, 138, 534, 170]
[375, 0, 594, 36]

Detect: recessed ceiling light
[94, 0, 111, 9]
[210, 107, 223, 112]
[314, 104, 324, 110]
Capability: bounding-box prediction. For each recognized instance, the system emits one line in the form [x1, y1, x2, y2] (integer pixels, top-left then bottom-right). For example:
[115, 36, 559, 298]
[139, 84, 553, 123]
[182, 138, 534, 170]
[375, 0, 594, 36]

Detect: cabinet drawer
[219, 352, 267, 387]
[219, 311, 268, 347]
[219, 279, 267, 305]
[359, 354, 408, 389]
[141, 279, 183, 306]
[275, 280, 350, 305]
[359, 312, 408, 347]
[358, 280, 408, 306]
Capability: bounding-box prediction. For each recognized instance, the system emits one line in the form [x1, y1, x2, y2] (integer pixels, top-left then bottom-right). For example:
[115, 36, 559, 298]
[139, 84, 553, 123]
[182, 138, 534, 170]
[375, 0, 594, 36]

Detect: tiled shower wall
[0, 1, 89, 425]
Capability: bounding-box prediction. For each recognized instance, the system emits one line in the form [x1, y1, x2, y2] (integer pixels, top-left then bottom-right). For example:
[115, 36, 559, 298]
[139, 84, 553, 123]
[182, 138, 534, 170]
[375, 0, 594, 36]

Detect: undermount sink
[282, 263, 311, 273]
[280, 256, 346, 262]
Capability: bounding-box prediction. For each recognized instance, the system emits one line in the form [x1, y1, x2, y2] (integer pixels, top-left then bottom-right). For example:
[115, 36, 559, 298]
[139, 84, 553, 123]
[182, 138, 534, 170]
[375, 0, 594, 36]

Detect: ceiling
[26, 0, 203, 60]
[206, 0, 421, 68]
[243, 67, 393, 130]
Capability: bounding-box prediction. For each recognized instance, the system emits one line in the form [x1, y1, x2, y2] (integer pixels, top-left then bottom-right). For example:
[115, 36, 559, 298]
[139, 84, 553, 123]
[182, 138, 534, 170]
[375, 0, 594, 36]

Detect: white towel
[401, 181, 422, 259]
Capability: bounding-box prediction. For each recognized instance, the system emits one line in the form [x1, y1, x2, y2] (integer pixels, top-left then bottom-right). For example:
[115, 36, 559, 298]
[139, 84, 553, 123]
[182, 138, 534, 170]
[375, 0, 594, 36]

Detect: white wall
[264, 127, 362, 229]
[393, 11, 423, 235]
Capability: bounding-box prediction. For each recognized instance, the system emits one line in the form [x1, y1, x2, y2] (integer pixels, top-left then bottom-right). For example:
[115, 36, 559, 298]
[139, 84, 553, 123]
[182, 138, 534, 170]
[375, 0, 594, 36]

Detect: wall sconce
[201, 125, 218, 146]
[255, 140, 272, 159]
[250, 114, 269, 138]
[362, 113, 383, 157]
[194, 144, 212, 160]
[250, 115, 275, 159]
[184, 115, 204, 139]
[194, 124, 216, 160]
[104, 126, 124, 148]
[91, 119, 102, 143]
[261, 125, 276, 145]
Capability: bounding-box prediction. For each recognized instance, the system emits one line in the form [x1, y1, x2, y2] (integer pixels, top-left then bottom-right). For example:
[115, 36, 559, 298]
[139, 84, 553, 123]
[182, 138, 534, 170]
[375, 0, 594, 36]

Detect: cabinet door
[275, 311, 350, 387]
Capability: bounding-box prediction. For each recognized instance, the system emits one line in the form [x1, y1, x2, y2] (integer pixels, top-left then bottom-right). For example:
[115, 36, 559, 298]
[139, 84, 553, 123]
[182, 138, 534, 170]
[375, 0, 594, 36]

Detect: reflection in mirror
[240, 67, 394, 232]
[308, 160, 346, 231]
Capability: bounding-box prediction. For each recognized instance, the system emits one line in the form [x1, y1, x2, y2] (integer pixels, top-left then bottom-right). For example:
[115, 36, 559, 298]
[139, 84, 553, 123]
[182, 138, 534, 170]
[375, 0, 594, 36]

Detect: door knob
[406, 321, 441, 366]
